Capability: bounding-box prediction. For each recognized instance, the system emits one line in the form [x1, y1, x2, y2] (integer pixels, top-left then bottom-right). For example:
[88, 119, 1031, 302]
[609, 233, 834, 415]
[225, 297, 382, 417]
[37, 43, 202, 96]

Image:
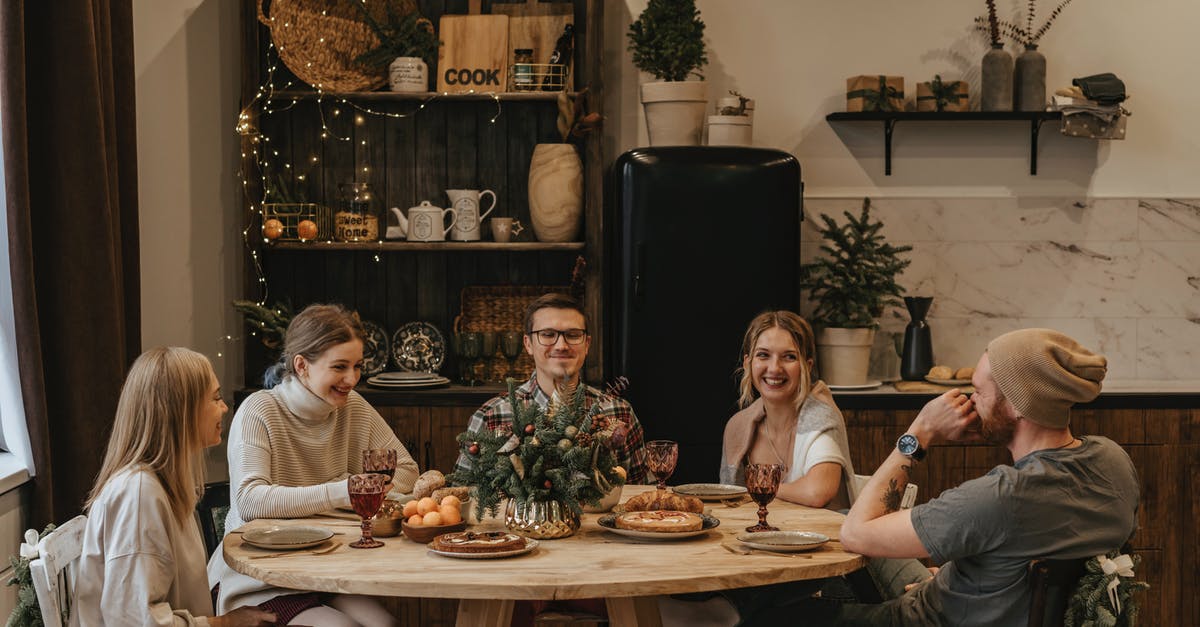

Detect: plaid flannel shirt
[454, 374, 648, 485]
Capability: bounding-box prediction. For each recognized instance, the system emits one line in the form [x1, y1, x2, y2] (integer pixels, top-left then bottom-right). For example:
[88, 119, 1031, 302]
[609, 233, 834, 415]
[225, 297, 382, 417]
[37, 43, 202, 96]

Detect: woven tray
[257, 0, 416, 92]
[457, 285, 571, 334]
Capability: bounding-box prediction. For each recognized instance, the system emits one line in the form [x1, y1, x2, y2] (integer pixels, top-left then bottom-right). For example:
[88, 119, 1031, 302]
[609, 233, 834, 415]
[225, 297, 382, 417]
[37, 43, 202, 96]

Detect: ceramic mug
[446, 189, 497, 241]
[490, 217, 524, 243]
[406, 201, 457, 242]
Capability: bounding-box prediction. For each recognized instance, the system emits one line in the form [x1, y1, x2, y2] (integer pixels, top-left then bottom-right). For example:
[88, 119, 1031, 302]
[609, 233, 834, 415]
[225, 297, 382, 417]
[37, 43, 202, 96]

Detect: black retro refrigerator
[607, 147, 803, 484]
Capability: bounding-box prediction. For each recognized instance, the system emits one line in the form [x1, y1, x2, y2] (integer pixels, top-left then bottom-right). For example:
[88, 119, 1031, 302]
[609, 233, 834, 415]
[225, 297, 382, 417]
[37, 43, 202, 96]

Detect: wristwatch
[896, 433, 926, 461]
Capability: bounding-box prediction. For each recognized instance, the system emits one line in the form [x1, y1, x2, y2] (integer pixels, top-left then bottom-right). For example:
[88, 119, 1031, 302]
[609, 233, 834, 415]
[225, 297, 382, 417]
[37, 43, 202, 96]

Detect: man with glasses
[454, 293, 648, 484]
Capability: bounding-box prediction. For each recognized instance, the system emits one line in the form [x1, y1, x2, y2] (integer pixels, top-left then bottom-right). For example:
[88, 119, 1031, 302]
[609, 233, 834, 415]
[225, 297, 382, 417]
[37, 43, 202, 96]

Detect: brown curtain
[0, 0, 140, 527]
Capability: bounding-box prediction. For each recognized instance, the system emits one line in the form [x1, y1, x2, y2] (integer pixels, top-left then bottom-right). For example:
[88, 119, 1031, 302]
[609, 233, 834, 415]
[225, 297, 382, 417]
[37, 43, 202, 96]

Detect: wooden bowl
[401, 520, 467, 544]
[371, 513, 404, 537]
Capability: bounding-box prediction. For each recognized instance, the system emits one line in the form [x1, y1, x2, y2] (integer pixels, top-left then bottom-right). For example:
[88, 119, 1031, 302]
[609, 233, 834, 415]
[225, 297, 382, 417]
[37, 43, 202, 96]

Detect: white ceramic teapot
[389, 201, 458, 242]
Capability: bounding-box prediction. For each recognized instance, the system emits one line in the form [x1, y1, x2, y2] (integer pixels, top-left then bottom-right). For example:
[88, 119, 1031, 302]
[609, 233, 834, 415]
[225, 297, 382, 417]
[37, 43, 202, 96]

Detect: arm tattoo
[880, 463, 912, 514]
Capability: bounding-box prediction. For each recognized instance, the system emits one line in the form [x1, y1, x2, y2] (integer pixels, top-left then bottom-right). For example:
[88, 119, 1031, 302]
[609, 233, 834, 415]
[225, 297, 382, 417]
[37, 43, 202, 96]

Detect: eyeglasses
[529, 328, 588, 346]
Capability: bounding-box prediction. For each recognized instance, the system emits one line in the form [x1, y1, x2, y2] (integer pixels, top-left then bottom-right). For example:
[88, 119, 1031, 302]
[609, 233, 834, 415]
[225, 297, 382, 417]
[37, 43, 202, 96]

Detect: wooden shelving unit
[266, 241, 584, 252]
[826, 110, 1064, 175]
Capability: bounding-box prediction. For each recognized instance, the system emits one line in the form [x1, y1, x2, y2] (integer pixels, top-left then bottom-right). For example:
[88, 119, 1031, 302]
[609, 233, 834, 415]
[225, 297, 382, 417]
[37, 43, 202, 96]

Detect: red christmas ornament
[524, 424, 536, 435]
[543, 479, 553, 489]
[468, 443, 480, 455]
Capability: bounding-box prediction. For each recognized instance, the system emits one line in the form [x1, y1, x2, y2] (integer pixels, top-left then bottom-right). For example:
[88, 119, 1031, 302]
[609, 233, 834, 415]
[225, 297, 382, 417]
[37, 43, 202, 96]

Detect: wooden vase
[528, 144, 583, 242]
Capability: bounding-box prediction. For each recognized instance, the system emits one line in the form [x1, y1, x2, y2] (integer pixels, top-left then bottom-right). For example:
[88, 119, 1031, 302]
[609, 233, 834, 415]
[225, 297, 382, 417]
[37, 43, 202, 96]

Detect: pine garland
[5, 524, 57, 627]
[448, 378, 627, 521]
[1063, 551, 1149, 627]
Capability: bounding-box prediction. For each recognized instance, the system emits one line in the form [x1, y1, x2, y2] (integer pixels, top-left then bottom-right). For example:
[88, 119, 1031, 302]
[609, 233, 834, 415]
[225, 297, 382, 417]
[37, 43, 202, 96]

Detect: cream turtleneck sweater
[208, 376, 418, 611]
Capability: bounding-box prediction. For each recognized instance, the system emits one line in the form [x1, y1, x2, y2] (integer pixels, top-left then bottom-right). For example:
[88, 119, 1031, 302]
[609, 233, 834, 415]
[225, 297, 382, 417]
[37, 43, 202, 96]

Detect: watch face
[898, 434, 919, 456]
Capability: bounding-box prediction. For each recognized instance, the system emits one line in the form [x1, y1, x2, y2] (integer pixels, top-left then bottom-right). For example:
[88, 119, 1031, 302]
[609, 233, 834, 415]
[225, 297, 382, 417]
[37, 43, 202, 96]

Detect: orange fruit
[438, 503, 462, 525]
[297, 219, 318, 240]
[407, 514, 423, 526]
[402, 499, 419, 518]
[262, 218, 284, 240]
[422, 511, 444, 526]
[439, 495, 461, 509]
[417, 497, 438, 515]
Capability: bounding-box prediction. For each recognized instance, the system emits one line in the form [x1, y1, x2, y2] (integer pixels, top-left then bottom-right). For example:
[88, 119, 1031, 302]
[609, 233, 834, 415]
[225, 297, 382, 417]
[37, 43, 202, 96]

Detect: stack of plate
[367, 371, 450, 389]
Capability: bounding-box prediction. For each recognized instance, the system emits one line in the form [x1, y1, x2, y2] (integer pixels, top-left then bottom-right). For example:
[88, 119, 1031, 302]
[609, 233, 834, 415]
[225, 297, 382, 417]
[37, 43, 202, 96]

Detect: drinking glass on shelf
[744, 463, 784, 533]
[480, 331, 498, 383]
[645, 440, 679, 492]
[456, 332, 482, 386]
[362, 448, 397, 482]
[348, 473, 388, 548]
[500, 330, 524, 380]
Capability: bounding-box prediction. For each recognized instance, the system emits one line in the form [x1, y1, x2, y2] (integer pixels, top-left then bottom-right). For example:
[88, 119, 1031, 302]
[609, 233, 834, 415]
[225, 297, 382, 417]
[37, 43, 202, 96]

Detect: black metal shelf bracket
[826, 111, 1064, 176]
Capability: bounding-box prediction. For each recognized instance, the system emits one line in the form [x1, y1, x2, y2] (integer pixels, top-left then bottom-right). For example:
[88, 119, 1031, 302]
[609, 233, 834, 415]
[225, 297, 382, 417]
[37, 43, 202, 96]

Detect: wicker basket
[457, 285, 572, 383]
[257, 0, 416, 92]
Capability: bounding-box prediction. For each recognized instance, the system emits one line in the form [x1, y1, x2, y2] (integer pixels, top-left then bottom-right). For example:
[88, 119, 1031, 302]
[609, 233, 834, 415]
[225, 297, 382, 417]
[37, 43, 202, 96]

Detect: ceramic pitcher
[446, 189, 497, 241]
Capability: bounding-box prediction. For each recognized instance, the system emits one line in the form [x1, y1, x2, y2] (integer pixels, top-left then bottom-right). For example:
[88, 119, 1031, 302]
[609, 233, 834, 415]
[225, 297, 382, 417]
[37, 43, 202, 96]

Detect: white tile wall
[802, 197, 1200, 380]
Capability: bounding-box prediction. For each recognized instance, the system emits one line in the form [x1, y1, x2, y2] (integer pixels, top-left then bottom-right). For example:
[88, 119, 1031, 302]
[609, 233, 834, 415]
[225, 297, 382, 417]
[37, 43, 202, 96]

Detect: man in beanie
[743, 329, 1139, 626]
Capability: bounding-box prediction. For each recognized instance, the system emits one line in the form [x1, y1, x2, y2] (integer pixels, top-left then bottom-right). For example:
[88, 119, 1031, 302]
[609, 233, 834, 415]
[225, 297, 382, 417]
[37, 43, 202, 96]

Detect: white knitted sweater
[208, 376, 418, 611]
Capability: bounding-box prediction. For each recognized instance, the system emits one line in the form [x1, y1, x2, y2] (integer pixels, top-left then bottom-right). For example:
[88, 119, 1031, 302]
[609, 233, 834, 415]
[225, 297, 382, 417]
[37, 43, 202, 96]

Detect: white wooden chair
[853, 474, 918, 509]
[28, 515, 88, 627]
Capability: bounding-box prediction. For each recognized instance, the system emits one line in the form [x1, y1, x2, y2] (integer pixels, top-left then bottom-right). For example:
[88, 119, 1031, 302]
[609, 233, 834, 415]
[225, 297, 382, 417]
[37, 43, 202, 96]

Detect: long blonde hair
[85, 347, 214, 522]
[735, 311, 816, 410]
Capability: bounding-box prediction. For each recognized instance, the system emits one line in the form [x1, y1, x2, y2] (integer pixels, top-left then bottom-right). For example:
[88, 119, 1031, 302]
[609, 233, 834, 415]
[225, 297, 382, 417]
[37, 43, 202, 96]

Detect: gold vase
[504, 498, 580, 539]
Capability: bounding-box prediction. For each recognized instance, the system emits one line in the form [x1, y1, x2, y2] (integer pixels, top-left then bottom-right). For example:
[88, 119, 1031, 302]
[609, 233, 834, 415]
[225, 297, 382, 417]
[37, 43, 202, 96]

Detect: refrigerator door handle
[634, 242, 646, 308]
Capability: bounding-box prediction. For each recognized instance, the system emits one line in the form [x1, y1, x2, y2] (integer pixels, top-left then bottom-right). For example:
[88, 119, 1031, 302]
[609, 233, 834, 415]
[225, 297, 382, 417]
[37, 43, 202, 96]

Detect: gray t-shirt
[904, 436, 1139, 627]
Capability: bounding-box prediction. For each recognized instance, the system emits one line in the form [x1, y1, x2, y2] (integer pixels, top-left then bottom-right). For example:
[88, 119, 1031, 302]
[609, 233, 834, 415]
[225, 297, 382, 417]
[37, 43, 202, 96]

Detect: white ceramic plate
[241, 525, 334, 550]
[827, 380, 883, 390]
[367, 376, 450, 389]
[925, 377, 972, 386]
[427, 538, 539, 559]
[597, 513, 720, 540]
[373, 371, 444, 382]
[736, 530, 829, 553]
[672, 483, 749, 501]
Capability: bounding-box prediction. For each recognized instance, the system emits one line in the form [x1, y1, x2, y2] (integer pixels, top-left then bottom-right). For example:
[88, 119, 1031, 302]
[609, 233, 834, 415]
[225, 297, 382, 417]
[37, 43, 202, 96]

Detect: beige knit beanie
[986, 329, 1107, 428]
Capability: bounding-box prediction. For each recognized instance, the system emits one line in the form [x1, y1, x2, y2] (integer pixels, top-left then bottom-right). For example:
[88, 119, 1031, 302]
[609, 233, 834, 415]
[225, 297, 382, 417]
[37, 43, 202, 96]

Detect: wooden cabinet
[376, 403, 480, 473]
[840, 403, 1200, 626]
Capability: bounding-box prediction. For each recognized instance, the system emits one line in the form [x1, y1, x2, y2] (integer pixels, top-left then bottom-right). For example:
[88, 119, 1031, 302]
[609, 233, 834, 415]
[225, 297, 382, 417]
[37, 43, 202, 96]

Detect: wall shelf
[825, 111, 1064, 175]
[270, 90, 575, 102]
[265, 241, 584, 252]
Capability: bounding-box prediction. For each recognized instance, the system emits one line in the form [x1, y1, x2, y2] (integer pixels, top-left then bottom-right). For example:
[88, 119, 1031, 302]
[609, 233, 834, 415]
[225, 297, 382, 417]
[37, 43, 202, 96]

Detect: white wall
[133, 0, 241, 478]
[607, 0, 1200, 197]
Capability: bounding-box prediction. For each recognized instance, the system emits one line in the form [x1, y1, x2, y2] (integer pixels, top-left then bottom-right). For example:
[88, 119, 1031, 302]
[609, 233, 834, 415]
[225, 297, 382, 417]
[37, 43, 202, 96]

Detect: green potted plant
[800, 198, 912, 386]
[626, 0, 708, 145]
[355, 3, 439, 93]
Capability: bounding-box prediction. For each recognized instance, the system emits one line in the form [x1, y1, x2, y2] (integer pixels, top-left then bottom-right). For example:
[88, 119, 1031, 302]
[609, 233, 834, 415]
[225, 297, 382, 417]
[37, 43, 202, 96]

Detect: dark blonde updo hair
[263, 303, 366, 388]
[736, 310, 816, 409]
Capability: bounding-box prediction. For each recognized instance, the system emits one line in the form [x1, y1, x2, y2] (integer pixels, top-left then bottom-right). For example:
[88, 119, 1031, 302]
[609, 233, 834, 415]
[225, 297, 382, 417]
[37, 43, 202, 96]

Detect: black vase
[901, 296, 934, 381]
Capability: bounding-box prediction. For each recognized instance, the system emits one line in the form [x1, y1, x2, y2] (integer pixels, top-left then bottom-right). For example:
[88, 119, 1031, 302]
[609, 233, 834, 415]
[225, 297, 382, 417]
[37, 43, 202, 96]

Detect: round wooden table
[223, 485, 866, 627]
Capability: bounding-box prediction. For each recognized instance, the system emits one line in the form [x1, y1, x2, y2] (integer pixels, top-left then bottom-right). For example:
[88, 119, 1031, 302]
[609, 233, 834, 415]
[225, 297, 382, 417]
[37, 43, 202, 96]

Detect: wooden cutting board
[494, 0, 574, 91]
[437, 13, 510, 93]
[894, 380, 975, 394]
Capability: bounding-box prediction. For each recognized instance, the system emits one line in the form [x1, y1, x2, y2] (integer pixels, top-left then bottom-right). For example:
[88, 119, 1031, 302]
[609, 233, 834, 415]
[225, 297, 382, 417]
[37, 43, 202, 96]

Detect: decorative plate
[596, 513, 720, 540]
[925, 377, 972, 386]
[673, 483, 749, 501]
[827, 380, 883, 390]
[735, 530, 829, 553]
[361, 320, 390, 377]
[427, 538, 540, 559]
[391, 322, 446, 373]
[367, 375, 450, 389]
[241, 525, 334, 550]
[373, 371, 445, 382]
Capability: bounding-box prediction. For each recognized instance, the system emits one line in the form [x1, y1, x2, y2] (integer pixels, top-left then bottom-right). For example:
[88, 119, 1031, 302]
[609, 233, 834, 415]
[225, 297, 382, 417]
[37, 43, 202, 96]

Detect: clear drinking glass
[500, 330, 524, 380]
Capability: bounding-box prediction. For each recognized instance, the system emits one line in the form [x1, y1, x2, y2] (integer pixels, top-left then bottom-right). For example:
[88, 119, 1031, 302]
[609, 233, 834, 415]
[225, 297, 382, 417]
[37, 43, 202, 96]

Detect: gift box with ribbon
[916, 75, 968, 112]
[846, 75, 905, 112]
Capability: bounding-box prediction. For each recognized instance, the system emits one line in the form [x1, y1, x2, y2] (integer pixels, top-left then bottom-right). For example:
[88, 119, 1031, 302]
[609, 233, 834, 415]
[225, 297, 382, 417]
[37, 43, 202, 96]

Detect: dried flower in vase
[975, 0, 1076, 47]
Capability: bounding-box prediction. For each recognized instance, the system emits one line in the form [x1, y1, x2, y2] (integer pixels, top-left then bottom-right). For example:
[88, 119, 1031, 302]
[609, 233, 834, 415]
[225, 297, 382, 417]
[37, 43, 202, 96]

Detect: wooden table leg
[606, 596, 663, 627]
[456, 598, 515, 627]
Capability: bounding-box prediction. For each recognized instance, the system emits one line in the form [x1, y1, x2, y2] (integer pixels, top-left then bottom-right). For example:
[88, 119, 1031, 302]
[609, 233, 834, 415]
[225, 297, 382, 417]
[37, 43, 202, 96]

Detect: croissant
[622, 490, 704, 514]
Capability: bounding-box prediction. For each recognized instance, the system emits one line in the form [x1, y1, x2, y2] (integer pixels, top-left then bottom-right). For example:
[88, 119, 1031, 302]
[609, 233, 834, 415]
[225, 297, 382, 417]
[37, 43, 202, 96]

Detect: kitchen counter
[830, 379, 1200, 410]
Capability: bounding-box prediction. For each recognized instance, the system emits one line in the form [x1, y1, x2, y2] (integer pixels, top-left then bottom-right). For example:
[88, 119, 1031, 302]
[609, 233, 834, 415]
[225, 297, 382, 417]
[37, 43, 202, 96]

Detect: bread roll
[412, 470, 445, 499]
[622, 490, 704, 514]
[432, 486, 470, 502]
[954, 367, 975, 380]
[928, 365, 953, 380]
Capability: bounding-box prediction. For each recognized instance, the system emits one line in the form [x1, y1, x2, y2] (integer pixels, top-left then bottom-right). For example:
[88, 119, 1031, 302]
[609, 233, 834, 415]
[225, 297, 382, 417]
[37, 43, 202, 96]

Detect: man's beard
[980, 410, 1017, 445]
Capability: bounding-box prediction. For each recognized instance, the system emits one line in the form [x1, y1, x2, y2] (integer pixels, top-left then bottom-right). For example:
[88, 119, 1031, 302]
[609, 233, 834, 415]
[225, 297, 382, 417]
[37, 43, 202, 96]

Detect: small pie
[431, 531, 526, 554]
[613, 510, 704, 533]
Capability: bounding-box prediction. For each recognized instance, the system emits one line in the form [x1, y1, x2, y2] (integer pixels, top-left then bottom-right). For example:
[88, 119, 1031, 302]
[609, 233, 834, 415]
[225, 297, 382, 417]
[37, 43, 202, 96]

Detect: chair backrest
[29, 515, 88, 627]
[196, 480, 230, 556]
[853, 474, 918, 509]
[1027, 557, 1087, 627]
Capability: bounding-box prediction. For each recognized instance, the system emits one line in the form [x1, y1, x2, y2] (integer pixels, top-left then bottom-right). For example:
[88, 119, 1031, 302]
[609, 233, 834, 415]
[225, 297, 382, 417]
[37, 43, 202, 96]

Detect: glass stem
[361, 519, 373, 543]
[758, 505, 769, 526]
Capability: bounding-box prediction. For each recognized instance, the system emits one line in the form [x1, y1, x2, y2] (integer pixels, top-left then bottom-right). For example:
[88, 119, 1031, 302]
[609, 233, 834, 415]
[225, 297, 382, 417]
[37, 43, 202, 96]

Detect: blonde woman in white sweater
[76, 347, 275, 627]
[209, 304, 418, 626]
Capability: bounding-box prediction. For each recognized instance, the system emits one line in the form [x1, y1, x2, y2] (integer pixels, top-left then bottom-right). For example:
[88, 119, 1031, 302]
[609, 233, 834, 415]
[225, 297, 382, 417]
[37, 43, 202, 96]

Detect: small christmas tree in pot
[627, 0, 708, 145]
[800, 199, 912, 386]
[448, 378, 628, 539]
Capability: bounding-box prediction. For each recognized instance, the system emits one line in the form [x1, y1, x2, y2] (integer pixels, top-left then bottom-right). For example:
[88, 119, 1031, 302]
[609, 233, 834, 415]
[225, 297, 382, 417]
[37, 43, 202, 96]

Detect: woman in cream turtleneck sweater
[209, 304, 419, 626]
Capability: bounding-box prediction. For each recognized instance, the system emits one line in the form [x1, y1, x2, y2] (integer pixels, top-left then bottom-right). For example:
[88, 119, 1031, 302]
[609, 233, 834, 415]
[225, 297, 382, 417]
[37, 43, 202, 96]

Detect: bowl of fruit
[400, 494, 469, 543]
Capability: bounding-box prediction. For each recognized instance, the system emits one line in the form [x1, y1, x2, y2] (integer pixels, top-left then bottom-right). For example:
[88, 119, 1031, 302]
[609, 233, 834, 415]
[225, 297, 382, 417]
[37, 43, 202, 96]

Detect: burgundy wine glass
[362, 448, 398, 481]
[744, 463, 784, 532]
[645, 440, 679, 492]
[348, 473, 388, 548]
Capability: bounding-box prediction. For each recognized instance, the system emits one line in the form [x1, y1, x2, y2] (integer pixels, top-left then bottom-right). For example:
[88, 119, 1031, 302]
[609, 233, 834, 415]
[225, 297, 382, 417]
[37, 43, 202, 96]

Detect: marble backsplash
[799, 198, 1200, 381]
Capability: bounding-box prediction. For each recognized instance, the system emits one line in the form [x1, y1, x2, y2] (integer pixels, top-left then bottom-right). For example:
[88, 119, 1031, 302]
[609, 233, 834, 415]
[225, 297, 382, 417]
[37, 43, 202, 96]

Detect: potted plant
[707, 89, 753, 146]
[800, 199, 912, 386]
[626, 0, 708, 145]
[355, 3, 439, 93]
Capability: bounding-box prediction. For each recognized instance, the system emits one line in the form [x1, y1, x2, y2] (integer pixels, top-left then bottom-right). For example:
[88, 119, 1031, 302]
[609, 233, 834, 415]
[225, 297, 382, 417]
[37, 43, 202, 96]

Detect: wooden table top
[223, 485, 866, 601]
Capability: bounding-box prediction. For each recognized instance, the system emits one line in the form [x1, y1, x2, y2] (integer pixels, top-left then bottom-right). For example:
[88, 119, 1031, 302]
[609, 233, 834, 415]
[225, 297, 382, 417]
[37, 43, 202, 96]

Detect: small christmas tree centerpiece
[448, 378, 628, 538]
